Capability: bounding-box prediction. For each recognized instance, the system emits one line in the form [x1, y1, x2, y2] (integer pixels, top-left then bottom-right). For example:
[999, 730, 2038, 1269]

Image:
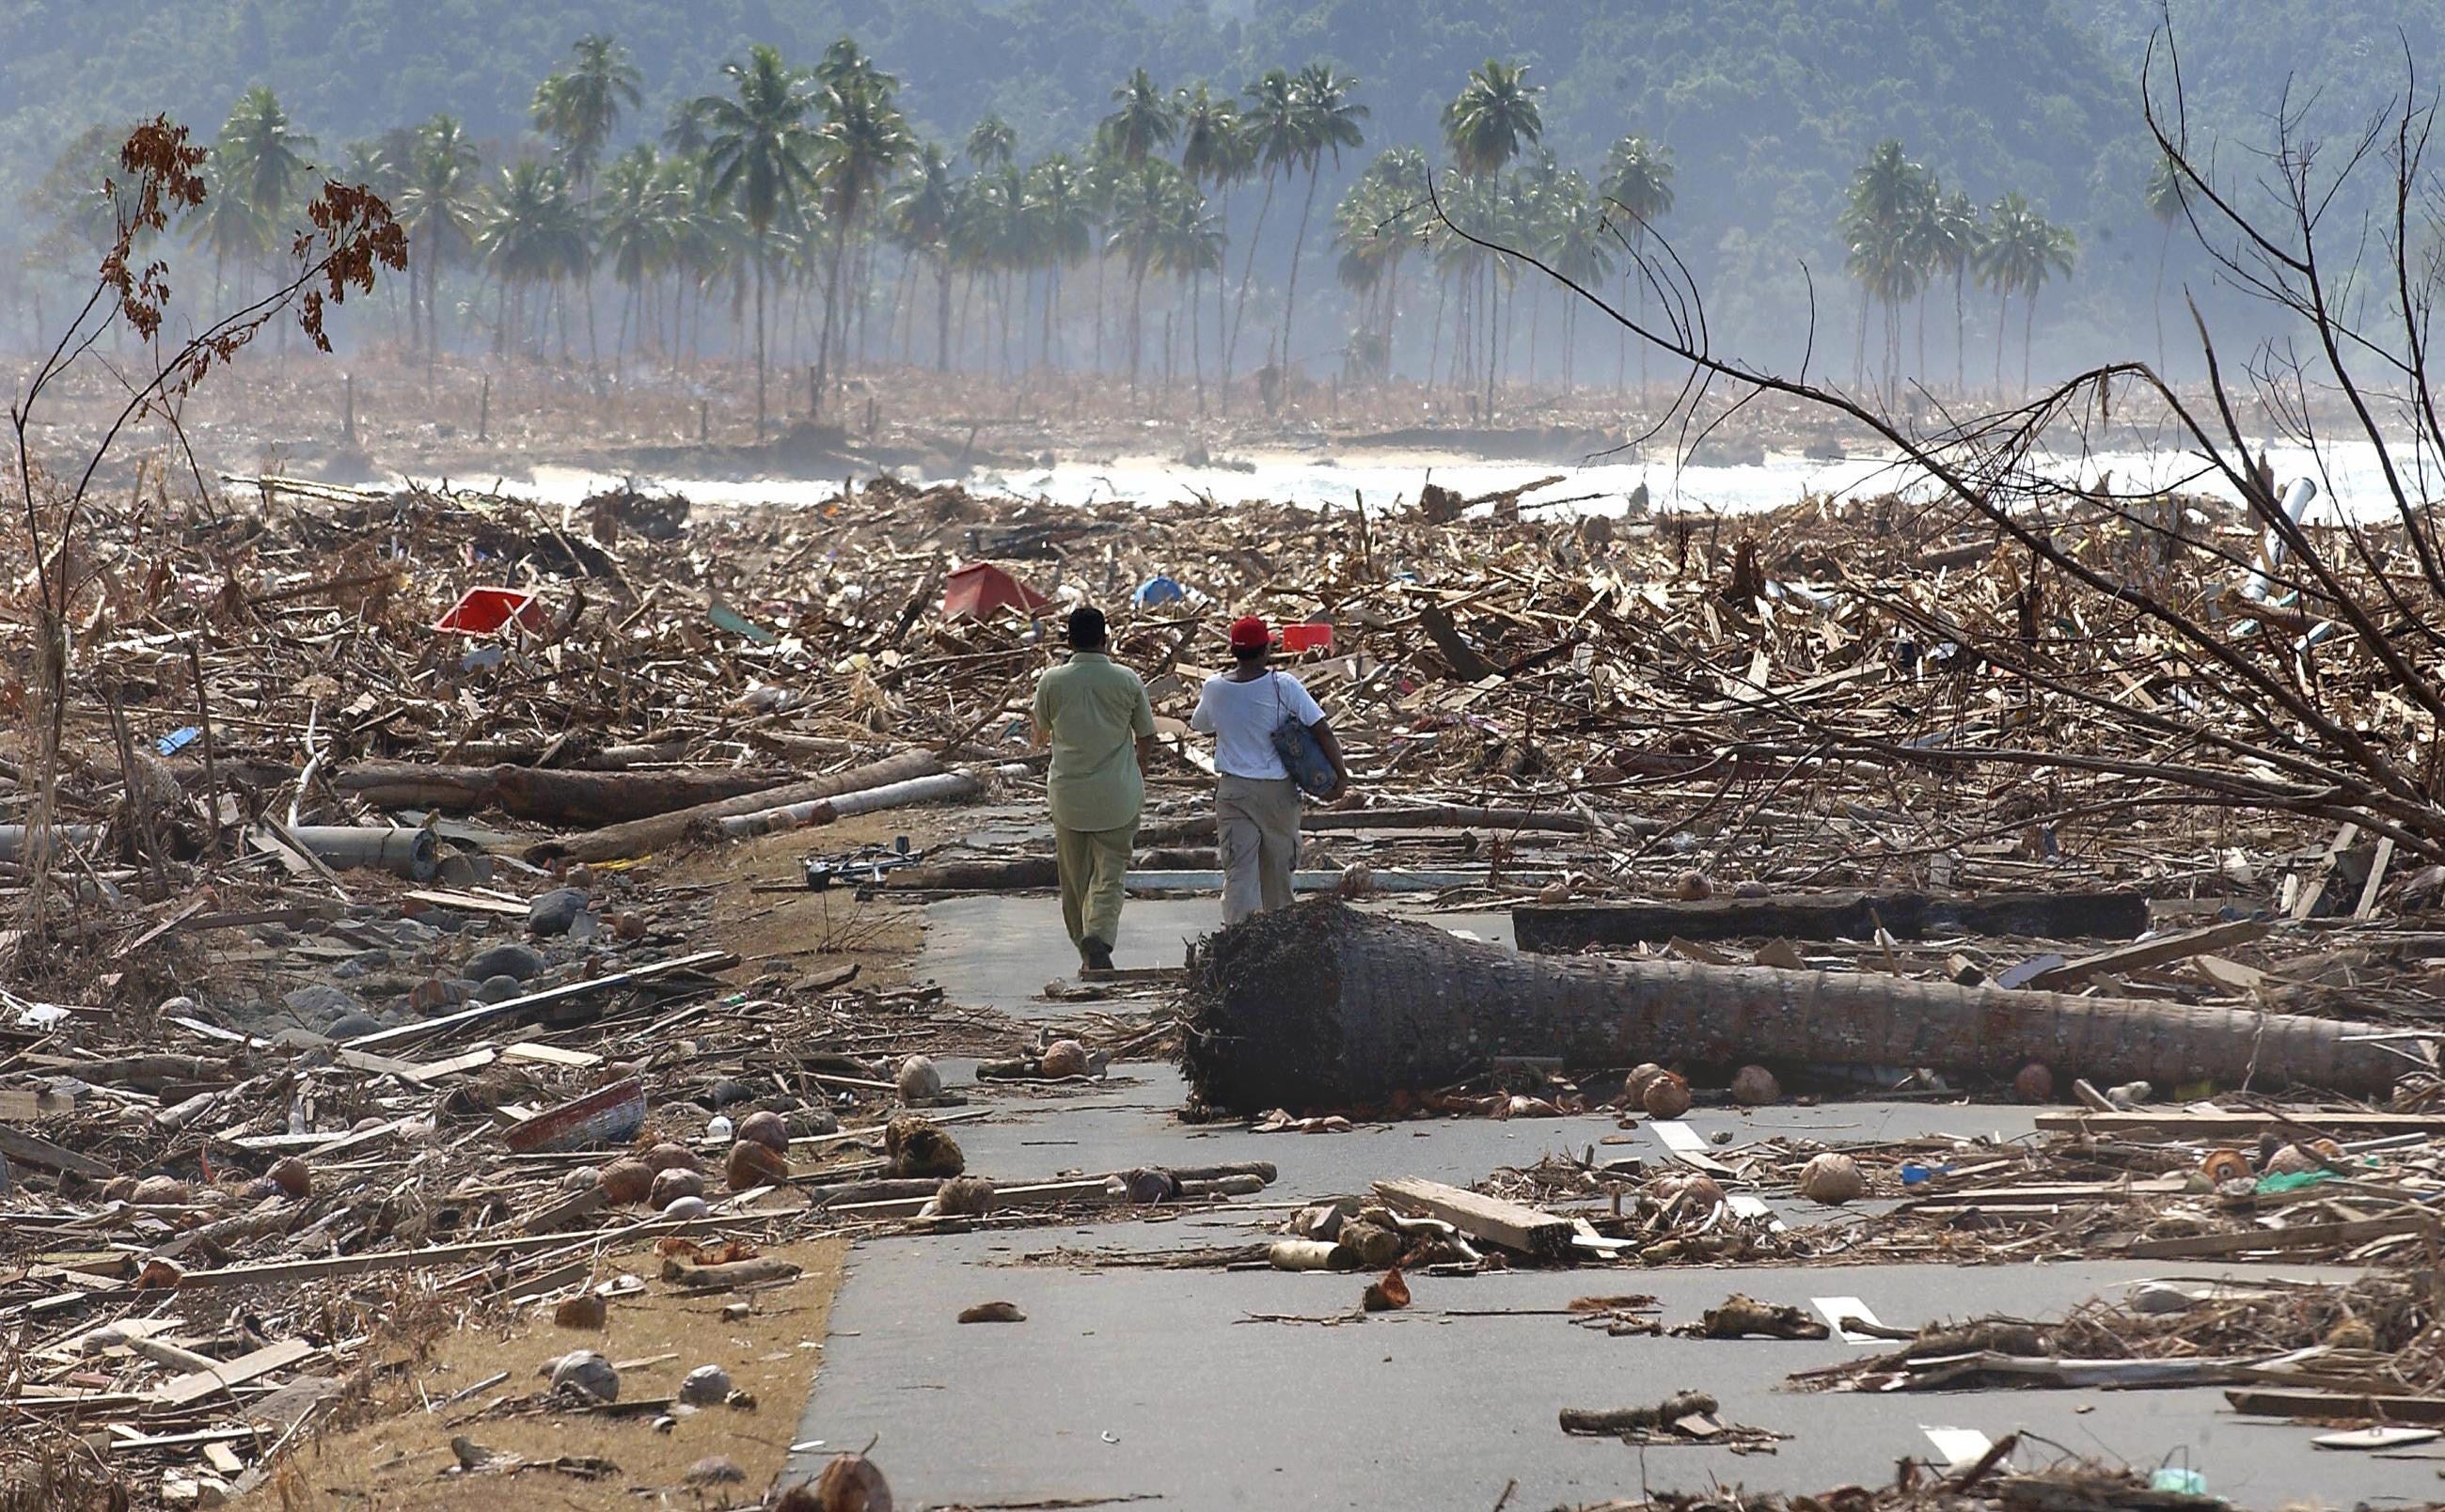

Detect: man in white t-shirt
[1190, 615, 1351, 924]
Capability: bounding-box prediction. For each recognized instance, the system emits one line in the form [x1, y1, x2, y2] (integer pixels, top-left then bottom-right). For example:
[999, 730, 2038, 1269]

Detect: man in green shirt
[1031, 606, 1157, 971]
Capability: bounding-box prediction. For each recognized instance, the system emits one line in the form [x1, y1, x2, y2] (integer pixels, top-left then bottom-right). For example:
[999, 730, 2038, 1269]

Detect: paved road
[790, 894, 2430, 1508]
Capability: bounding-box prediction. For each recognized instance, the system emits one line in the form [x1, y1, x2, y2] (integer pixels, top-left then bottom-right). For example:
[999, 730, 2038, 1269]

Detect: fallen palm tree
[1179, 902, 2409, 1112]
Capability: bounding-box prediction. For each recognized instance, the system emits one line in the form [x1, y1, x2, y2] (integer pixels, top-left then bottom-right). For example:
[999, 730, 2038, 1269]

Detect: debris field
[3, 469, 2445, 1509]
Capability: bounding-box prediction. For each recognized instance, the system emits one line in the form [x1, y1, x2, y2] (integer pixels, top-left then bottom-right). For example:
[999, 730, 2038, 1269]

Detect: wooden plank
[351, 951, 734, 1050]
[1900, 1176, 2186, 1209]
[403, 888, 530, 918]
[0, 1124, 113, 1178]
[203, 1442, 246, 1474]
[2125, 1215, 2428, 1259]
[2357, 836, 2399, 920]
[1512, 890, 2151, 953]
[150, 1337, 315, 1407]
[404, 1047, 498, 1082]
[0, 1090, 42, 1121]
[1373, 1176, 1575, 1258]
[499, 1041, 604, 1070]
[2228, 1388, 2445, 1425]
[2035, 1110, 2445, 1138]
[2194, 954, 2267, 994]
[332, 1047, 431, 1080]
[2290, 823, 2358, 921]
[2022, 918, 2269, 991]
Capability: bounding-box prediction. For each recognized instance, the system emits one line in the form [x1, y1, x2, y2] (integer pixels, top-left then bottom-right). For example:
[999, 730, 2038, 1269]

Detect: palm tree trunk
[1191, 267, 1206, 414]
[818, 214, 851, 416]
[2022, 286, 2037, 395]
[937, 257, 954, 372]
[1180, 904, 2406, 1112]
[2154, 227, 2171, 376]
[1953, 269, 1965, 396]
[1278, 165, 1322, 379]
[1225, 172, 1277, 392]
[1853, 292, 1868, 391]
[1994, 291, 2008, 397]
[1128, 263, 1147, 396]
[754, 228, 770, 436]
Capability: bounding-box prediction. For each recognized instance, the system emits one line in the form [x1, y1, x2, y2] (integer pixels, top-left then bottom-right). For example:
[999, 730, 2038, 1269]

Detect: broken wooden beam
[1512, 890, 2152, 952]
[2019, 918, 2270, 991]
[1374, 1176, 1575, 1259]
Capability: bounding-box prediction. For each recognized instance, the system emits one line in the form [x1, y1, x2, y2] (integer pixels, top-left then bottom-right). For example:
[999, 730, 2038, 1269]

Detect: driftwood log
[1180, 902, 2406, 1111]
[337, 762, 798, 827]
[531, 751, 945, 862]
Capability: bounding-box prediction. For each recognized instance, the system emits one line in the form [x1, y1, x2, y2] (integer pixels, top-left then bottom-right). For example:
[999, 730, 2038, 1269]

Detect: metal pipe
[285, 825, 437, 881]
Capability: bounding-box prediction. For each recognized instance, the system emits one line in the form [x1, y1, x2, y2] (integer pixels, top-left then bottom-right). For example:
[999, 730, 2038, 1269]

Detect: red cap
[1228, 615, 1270, 650]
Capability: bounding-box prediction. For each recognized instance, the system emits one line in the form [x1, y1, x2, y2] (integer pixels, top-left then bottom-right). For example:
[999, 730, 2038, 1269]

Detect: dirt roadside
[235, 808, 991, 1510]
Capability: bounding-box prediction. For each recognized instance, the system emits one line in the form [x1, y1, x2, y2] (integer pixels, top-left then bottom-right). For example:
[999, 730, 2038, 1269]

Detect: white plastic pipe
[2244, 477, 2319, 601]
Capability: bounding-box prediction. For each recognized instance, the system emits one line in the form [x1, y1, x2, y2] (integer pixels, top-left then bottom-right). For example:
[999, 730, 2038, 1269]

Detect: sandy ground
[258, 1237, 845, 1509]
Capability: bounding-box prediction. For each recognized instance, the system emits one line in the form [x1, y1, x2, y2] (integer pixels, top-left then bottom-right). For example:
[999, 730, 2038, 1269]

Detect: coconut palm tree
[478, 159, 588, 357]
[1023, 153, 1094, 370]
[216, 86, 317, 241]
[1441, 60, 1540, 417]
[1100, 68, 1178, 165]
[888, 143, 962, 370]
[1274, 62, 1367, 381]
[1333, 146, 1429, 379]
[1159, 177, 1226, 402]
[189, 157, 269, 310]
[1599, 133, 1673, 393]
[395, 114, 481, 362]
[696, 43, 822, 435]
[1979, 190, 2076, 394]
[2146, 152, 2185, 376]
[599, 143, 685, 370]
[1920, 188, 1980, 394]
[1175, 82, 1244, 373]
[1105, 158, 1202, 392]
[1838, 139, 1931, 400]
[811, 65, 916, 408]
[966, 114, 1016, 172]
[1440, 60, 1541, 178]
[1225, 67, 1305, 386]
[1538, 173, 1613, 392]
[533, 34, 642, 192]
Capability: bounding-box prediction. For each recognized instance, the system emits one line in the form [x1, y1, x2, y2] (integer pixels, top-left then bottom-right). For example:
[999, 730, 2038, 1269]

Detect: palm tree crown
[1442, 60, 1541, 177]
[1101, 67, 1178, 164]
[533, 34, 642, 185]
[217, 86, 318, 227]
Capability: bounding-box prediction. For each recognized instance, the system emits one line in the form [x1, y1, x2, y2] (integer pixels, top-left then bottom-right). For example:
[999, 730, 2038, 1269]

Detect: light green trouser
[1055, 821, 1136, 951]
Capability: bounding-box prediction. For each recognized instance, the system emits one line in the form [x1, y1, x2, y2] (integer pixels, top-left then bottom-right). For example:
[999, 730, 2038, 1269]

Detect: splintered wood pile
[1179, 901, 2407, 1112]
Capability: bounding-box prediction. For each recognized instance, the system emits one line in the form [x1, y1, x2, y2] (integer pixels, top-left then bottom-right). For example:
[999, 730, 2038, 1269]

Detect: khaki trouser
[1055, 822, 1135, 951]
[1217, 774, 1301, 924]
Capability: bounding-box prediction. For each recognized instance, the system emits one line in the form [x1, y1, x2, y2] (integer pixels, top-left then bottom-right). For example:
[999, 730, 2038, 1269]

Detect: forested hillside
[0, 0, 2429, 381]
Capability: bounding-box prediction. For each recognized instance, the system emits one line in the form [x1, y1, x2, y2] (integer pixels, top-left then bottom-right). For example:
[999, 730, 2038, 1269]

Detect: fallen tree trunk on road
[1181, 902, 2406, 1112]
[530, 751, 945, 863]
[1513, 890, 2151, 951]
[339, 762, 798, 827]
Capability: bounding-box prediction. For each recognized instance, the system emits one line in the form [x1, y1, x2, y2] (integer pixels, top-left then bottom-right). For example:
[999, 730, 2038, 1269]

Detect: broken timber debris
[1182, 901, 2405, 1112]
[1512, 889, 2152, 952]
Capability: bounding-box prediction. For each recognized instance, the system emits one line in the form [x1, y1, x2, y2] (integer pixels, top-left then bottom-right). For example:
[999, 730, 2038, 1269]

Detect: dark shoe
[1081, 937, 1115, 972]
